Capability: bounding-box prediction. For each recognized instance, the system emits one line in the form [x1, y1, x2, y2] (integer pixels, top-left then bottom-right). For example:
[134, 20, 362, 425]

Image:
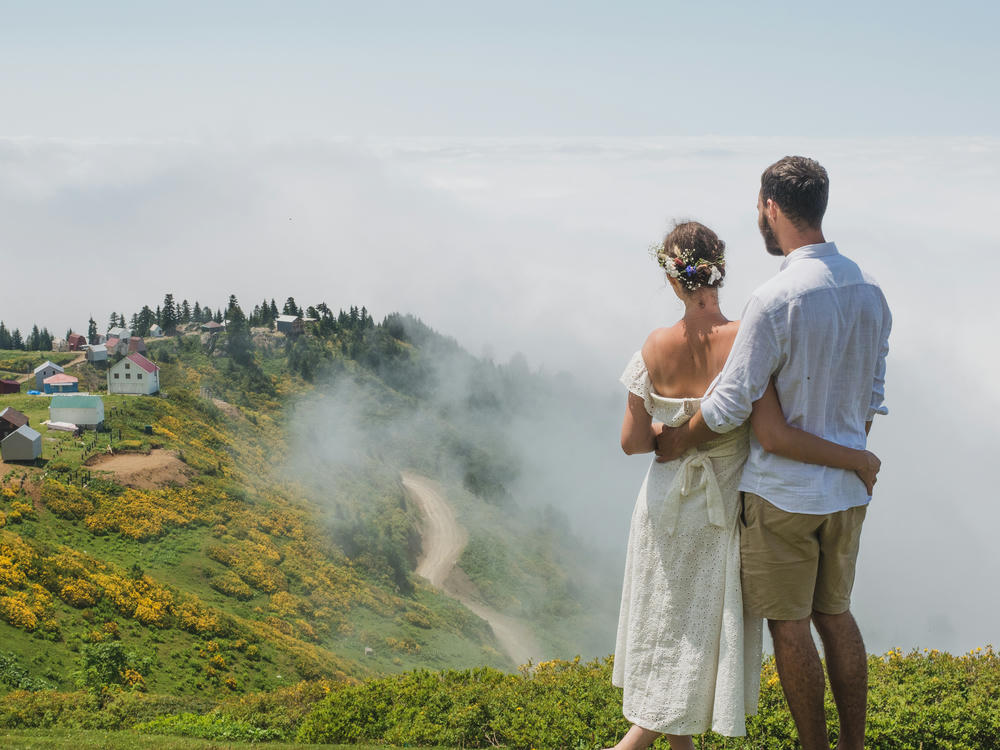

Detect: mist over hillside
[284, 314, 628, 659]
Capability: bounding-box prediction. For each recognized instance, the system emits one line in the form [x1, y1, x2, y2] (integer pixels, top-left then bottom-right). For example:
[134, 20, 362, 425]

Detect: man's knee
[768, 615, 812, 641]
[811, 608, 855, 635]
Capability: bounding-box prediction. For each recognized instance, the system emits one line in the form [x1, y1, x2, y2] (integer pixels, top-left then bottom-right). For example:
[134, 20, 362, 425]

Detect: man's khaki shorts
[740, 492, 867, 621]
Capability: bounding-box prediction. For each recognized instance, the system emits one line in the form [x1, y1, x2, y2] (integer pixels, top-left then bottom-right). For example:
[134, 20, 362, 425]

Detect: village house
[276, 314, 304, 335]
[43, 373, 79, 394]
[107, 352, 160, 395]
[201, 321, 225, 333]
[1, 425, 41, 462]
[127, 336, 148, 355]
[67, 333, 87, 350]
[33, 361, 64, 389]
[53, 338, 68, 352]
[0, 380, 19, 394]
[149, 324, 164, 337]
[49, 394, 104, 429]
[85, 344, 108, 364]
[107, 326, 130, 341]
[0, 407, 29, 441]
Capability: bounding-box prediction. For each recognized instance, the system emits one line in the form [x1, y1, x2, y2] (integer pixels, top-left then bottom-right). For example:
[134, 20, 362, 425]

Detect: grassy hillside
[0, 324, 527, 700]
[0, 310, 619, 704]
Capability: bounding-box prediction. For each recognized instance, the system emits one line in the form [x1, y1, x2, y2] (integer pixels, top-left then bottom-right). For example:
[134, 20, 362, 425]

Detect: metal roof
[33, 360, 63, 375]
[0, 407, 28, 427]
[50, 395, 103, 410]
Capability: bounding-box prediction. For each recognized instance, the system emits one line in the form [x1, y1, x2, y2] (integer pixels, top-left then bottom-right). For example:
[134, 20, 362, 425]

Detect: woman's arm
[621, 391, 664, 455]
[750, 380, 881, 493]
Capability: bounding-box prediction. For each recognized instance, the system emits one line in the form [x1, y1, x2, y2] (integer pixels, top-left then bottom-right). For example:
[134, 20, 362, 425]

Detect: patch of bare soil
[212, 398, 244, 421]
[87, 449, 193, 489]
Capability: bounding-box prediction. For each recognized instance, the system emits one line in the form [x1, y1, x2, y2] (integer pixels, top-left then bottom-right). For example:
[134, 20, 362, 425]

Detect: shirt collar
[780, 241, 838, 271]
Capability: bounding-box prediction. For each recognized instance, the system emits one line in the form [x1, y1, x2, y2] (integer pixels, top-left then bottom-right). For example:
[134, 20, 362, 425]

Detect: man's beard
[758, 212, 783, 256]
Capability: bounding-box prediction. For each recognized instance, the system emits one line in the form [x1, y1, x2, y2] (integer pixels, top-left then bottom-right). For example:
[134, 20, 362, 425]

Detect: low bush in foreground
[296, 650, 1000, 749]
[0, 649, 995, 748]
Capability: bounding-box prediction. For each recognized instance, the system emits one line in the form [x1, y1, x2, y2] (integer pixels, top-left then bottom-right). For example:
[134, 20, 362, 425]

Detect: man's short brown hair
[760, 156, 829, 229]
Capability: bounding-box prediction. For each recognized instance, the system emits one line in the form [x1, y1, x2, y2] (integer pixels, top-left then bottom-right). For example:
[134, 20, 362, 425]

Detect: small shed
[33, 361, 64, 389]
[276, 315, 304, 335]
[86, 344, 108, 364]
[49, 395, 104, 429]
[108, 353, 160, 395]
[201, 321, 225, 333]
[43, 373, 79, 394]
[149, 324, 164, 337]
[67, 333, 87, 351]
[0, 407, 29, 441]
[126, 336, 148, 354]
[107, 326, 131, 340]
[0, 380, 19, 394]
[1, 425, 41, 462]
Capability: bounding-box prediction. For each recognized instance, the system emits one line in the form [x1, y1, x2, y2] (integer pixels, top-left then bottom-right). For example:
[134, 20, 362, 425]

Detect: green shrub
[296, 650, 1000, 750]
[134, 712, 284, 742]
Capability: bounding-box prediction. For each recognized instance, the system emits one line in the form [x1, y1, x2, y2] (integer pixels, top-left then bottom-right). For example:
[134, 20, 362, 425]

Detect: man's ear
[765, 198, 781, 224]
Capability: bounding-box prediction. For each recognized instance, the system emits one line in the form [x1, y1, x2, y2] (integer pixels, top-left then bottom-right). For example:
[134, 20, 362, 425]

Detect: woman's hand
[854, 450, 881, 495]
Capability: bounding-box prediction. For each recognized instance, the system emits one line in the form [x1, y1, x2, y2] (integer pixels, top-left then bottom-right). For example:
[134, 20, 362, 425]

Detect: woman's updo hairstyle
[651, 220, 727, 292]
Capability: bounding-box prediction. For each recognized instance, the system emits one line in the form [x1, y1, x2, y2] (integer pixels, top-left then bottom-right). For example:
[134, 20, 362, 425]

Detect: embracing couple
[612, 156, 891, 750]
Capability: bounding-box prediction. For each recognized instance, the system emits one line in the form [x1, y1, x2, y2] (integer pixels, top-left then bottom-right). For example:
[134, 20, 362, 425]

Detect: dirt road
[401, 472, 543, 668]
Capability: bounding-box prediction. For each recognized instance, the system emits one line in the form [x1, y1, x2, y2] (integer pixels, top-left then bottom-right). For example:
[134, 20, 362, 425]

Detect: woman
[611, 221, 879, 750]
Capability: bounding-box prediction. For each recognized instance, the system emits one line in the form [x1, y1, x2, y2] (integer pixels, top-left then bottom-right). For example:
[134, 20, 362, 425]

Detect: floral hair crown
[649, 242, 725, 291]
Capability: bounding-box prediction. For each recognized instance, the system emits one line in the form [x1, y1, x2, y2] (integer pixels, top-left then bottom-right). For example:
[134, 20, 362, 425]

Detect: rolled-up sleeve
[701, 295, 782, 434]
[867, 300, 892, 420]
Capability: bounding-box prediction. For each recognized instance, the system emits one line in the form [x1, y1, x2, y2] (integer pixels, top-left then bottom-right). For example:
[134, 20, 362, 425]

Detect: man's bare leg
[812, 610, 867, 750]
[608, 724, 693, 750]
[769, 617, 831, 750]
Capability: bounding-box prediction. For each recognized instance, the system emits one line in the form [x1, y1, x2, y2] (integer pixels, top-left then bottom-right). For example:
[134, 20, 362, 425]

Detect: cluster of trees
[105, 294, 226, 339]
[0, 322, 55, 351]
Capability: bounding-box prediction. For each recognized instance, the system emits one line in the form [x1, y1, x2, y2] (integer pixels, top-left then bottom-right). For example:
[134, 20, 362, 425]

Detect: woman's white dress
[613, 351, 762, 737]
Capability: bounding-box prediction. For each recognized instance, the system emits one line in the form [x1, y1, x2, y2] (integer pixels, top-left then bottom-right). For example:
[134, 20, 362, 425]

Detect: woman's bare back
[641, 317, 740, 399]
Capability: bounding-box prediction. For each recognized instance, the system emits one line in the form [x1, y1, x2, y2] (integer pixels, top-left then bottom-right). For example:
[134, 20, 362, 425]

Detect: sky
[1, 2, 999, 655]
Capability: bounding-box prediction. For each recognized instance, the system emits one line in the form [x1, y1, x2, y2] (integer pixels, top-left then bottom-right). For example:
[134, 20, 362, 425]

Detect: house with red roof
[67, 333, 87, 351]
[107, 353, 160, 395]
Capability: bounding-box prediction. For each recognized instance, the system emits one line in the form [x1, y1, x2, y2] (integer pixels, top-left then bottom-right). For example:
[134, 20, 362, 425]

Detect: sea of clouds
[1, 135, 997, 654]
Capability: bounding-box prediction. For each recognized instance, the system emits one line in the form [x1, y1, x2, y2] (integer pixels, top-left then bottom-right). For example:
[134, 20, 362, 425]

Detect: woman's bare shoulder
[640, 324, 686, 362]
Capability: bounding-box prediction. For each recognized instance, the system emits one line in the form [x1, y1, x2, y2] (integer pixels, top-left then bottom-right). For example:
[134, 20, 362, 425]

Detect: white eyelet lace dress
[613, 351, 762, 737]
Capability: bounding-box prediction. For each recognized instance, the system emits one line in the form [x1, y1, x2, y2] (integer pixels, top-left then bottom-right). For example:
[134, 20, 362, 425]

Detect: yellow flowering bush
[58, 577, 100, 608]
[41, 479, 93, 519]
[84, 487, 208, 541]
[209, 571, 254, 601]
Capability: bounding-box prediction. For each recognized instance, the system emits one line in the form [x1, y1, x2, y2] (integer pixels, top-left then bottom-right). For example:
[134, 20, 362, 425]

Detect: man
[655, 156, 891, 750]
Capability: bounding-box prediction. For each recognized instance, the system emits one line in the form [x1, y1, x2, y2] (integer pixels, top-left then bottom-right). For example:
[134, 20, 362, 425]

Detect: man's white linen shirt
[700, 242, 891, 515]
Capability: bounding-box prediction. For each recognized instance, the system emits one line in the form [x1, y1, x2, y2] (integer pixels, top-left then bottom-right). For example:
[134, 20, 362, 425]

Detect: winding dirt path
[401, 472, 543, 667]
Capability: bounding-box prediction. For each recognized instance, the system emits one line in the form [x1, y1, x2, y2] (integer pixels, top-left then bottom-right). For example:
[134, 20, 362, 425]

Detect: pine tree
[11, 329, 23, 349]
[0, 322, 10, 350]
[225, 298, 253, 366]
[269, 299, 279, 319]
[88, 317, 98, 344]
[180, 299, 191, 325]
[162, 294, 177, 333]
[40, 328, 53, 351]
[192, 302, 202, 323]
[283, 297, 299, 316]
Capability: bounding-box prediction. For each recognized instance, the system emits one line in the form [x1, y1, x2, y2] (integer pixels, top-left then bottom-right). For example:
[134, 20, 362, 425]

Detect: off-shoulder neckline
[631, 351, 705, 403]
